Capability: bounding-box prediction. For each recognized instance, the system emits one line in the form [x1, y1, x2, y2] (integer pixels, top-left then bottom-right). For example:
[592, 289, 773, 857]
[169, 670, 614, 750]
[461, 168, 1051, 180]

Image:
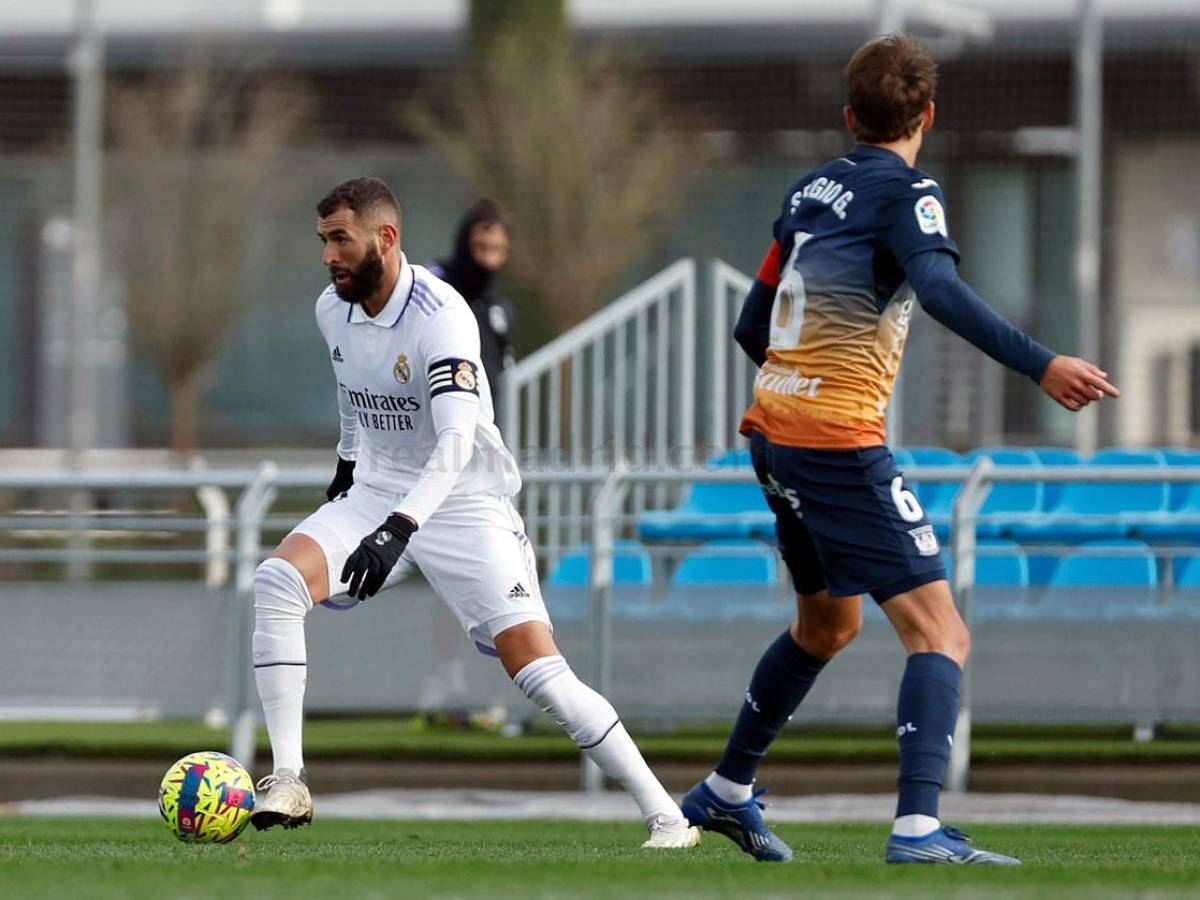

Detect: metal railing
[500, 259, 702, 561]
[5, 462, 1200, 790]
[580, 462, 1200, 792]
[0, 468, 244, 585]
[945, 462, 1200, 789]
[708, 260, 756, 452]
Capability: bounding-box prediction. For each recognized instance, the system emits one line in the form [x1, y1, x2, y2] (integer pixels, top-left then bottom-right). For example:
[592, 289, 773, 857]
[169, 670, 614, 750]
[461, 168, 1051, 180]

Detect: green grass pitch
[2, 818, 1198, 899]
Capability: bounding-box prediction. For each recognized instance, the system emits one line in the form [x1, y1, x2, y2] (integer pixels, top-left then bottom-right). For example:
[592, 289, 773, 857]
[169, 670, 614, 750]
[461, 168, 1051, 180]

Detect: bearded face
[329, 244, 386, 305]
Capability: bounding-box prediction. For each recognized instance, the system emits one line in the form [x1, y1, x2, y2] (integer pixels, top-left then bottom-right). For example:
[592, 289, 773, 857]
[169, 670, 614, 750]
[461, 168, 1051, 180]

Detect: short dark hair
[845, 34, 937, 144]
[316, 177, 401, 228]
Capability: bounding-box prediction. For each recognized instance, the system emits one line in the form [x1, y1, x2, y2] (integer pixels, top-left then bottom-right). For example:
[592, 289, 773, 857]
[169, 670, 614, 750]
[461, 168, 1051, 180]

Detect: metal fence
[4, 463, 1200, 791]
[584, 463, 1200, 791]
[707, 261, 757, 453]
[502, 258, 762, 561]
[501, 260, 698, 561]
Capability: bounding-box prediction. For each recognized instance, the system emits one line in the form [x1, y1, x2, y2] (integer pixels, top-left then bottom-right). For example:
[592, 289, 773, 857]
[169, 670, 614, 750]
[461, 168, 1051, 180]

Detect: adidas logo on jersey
[331, 346, 344, 363]
[507, 582, 530, 599]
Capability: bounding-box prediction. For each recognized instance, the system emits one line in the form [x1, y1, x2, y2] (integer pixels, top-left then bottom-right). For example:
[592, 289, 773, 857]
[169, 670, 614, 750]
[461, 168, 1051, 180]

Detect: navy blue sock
[715, 629, 828, 786]
[895, 652, 961, 819]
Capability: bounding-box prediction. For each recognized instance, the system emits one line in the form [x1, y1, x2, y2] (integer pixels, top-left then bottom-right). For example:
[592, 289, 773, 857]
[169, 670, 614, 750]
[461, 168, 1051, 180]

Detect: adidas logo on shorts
[507, 582, 530, 599]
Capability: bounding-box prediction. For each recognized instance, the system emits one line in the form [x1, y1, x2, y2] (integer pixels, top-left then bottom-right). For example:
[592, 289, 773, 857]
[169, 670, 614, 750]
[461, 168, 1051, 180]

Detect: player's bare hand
[1039, 356, 1119, 412]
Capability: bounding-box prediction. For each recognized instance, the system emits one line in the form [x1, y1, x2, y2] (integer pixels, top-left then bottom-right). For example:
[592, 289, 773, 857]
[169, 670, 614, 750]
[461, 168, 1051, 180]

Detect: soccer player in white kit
[249, 178, 699, 849]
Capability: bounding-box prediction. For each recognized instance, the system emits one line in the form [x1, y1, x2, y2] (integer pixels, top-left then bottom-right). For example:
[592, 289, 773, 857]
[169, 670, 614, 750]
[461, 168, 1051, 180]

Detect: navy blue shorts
[749, 432, 947, 603]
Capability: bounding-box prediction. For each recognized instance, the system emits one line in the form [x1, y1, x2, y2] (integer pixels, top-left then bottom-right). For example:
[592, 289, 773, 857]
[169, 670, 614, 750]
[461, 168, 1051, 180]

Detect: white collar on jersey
[347, 253, 415, 328]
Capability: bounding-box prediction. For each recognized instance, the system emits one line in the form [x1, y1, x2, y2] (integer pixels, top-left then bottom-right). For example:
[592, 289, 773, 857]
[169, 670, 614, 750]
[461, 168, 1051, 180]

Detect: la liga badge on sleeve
[914, 194, 948, 237]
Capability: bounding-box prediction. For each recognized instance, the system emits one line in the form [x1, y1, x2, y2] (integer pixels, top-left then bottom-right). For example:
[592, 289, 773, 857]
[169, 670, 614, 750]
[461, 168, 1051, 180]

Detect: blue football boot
[886, 825, 1021, 865]
[680, 781, 793, 862]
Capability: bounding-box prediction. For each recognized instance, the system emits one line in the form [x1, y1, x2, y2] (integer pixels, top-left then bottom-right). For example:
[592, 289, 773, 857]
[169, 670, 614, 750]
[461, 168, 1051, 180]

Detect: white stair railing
[501, 259, 698, 558]
[709, 260, 757, 452]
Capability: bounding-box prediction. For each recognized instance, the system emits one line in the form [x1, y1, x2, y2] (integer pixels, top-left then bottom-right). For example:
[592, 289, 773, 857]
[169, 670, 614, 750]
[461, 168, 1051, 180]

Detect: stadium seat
[1029, 541, 1164, 622]
[1047, 540, 1159, 588]
[671, 539, 778, 586]
[1026, 552, 1060, 586]
[967, 542, 1035, 623]
[1172, 554, 1200, 587]
[1028, 446, 1084, 509]
[976, 539, 1030, 587]
[546, 540, 653, 587]
[1008, 448, 1168, 543]
[904, 445, 964, 471]
[945, 540, 1029, 587]
[901, 447, 965, 541]
[1133, 448, 1200, 544]
[637, 456, 770, 540]
[1029, 446, 1085, 465]
[890, 447, 915, 469]
[962, 447, 1042, 538]
[707, 448, 752, 468]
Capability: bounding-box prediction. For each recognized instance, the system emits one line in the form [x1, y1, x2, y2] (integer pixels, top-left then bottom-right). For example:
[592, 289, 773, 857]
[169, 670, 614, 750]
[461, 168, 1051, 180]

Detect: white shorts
[291, 482, 550, 653]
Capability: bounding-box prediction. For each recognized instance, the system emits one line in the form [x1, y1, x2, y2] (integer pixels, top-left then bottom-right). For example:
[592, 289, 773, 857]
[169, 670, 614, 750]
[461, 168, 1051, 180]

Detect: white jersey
[315, 257, 521, 501]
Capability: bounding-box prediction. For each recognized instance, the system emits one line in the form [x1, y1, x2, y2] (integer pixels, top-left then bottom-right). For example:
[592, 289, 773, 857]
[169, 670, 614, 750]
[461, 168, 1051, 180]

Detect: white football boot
[642, 814, 702, 849]
[251, 768, 313, 831]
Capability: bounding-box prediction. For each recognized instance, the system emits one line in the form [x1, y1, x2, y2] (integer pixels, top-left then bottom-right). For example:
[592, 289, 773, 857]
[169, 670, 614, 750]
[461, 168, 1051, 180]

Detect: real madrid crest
[393, 354, 411, 384]
[454, 361, 477, 391]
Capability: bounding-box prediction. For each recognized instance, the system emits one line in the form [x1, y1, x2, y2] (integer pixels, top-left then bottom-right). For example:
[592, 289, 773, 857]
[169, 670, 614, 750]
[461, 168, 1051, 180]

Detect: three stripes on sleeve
[429, 358, 480, 398]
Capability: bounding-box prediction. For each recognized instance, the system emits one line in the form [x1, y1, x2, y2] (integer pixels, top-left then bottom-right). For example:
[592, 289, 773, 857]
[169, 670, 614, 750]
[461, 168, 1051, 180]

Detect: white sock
[514, 655, 683, 825]
[252, 558, 312, 774]
[704, 771, 753, 805]
[892, 814, 941, 838]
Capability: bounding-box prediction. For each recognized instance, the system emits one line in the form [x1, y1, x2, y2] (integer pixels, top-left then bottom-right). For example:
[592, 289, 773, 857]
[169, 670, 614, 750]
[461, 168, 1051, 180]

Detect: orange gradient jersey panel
[740, 146, 958, 449]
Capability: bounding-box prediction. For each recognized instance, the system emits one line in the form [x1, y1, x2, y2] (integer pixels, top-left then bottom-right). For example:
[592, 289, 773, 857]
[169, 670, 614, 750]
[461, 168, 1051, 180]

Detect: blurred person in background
[429, 200, 516, 415]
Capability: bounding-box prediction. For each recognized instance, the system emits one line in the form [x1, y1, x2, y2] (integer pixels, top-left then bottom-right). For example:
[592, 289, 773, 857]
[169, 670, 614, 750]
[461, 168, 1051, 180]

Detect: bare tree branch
[107, 62, 308, 453]
[408, 30, 698, 328]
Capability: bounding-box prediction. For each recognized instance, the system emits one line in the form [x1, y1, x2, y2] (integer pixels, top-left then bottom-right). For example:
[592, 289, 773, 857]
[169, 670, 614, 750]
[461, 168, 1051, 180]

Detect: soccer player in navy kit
[681, 35, 1119, 864]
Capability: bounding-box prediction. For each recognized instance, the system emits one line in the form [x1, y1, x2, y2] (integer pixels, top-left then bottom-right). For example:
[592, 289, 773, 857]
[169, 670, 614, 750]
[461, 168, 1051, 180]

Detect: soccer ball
[158, 751, 255, 843]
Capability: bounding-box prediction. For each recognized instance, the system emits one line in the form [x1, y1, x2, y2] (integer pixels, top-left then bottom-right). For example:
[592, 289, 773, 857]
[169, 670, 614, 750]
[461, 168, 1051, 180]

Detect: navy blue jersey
[742, 144, 959, 448]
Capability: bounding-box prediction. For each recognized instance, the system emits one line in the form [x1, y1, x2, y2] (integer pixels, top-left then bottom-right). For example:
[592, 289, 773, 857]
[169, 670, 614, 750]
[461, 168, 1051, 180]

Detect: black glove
[340, 513, 418, 600]
[325, 457, 356, 502]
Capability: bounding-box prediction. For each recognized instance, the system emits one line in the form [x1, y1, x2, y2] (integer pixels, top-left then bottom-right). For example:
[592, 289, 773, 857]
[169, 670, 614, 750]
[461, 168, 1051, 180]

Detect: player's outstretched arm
[904, 249, 1118, 412]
